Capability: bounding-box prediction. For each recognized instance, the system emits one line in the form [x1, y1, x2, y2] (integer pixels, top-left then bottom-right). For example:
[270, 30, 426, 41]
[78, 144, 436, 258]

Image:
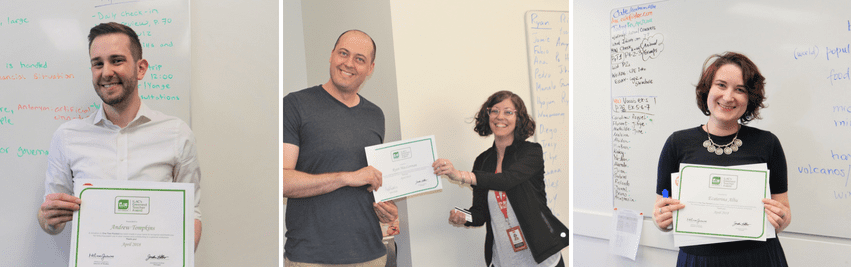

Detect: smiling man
[37, 22, 202, 250]
[283, 30, 397, 266]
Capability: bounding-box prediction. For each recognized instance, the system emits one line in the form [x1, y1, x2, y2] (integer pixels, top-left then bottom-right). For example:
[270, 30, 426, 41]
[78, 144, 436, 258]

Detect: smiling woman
[432, 90, 568, 267]
[653, 52, 791, 267]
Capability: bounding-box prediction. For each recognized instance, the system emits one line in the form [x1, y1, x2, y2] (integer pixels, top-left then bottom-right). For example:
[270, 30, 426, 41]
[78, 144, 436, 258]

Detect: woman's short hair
[695, 52, 766, 124]
[473, 90, 536, 140]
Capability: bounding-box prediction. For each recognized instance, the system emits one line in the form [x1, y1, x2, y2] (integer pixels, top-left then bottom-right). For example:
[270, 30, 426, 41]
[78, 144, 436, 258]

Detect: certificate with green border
[366, 135, 442, 202]
[673, 164, 768, 241]
[69, 179, 194, 267]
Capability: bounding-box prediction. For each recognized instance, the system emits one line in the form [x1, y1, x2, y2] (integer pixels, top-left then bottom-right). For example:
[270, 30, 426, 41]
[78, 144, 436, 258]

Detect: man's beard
[96, 78, 136, 106]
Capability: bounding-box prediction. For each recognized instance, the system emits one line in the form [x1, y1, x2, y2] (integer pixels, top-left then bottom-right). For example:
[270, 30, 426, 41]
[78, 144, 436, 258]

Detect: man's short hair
[88, 22, 143, 61]
[333, 29, 376, 63]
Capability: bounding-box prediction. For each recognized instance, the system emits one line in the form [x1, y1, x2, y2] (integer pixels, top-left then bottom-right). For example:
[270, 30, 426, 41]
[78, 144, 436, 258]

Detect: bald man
[283, 30, 396, 266]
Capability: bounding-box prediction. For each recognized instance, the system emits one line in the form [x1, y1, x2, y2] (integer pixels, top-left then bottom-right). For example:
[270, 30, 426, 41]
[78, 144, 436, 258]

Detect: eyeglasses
[488, 108, 516, 117]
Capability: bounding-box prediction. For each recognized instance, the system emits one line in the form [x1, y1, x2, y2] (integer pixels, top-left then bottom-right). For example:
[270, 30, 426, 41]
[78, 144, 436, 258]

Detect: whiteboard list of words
[610, 3, 663, 211]
[526, 11, 569, 218]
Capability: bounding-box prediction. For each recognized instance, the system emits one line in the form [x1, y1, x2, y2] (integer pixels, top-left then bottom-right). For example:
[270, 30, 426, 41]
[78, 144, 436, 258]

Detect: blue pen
[662, 189, 672, 229]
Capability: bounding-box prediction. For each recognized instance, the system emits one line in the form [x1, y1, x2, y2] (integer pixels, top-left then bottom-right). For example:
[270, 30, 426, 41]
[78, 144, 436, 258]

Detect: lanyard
[494, 191, 511, 225]
[493, 168, 528, 252]
[493, 168, 511, 225]
[493, 167, 512, 222]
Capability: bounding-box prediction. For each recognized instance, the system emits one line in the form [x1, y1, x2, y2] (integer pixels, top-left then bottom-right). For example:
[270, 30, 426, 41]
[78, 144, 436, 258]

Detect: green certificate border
[74, 188, 187, 267]
[372, 137, 440, 202]
[674, 165, 768, 239]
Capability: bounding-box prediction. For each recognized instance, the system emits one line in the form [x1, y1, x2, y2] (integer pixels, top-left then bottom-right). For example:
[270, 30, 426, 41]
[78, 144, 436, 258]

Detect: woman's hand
[433, 158, 460, 181]
[653, 195, 685, 230]
[763, 192, 791, 233]
[448, 209, 467, 226]
[432, 159, 477, 185]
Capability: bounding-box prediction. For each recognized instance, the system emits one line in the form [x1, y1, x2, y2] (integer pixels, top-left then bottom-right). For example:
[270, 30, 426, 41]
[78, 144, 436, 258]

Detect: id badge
[506, 226, 528, 252]
[454, 207, 473, 223]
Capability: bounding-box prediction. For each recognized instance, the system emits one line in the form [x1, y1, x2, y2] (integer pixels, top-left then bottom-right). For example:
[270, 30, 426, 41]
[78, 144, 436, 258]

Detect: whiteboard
[609, 1, 670, 214]
[524, 10, 569, 219]
[601, 0, 851, 238]
[0, 0, 190, 265]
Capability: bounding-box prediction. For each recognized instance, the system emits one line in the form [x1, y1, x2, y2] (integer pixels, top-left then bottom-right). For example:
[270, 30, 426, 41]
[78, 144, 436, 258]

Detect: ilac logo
[115, 196, 151, 214]
[118, 199, 129, 210]
[390, 147, 412, 162]
[711, 176, 721, 185]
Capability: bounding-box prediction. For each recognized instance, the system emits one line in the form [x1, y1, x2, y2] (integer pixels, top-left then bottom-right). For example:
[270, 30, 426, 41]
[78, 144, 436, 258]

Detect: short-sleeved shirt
[656, 125, 787, 257]
[283, 85, 386, 264]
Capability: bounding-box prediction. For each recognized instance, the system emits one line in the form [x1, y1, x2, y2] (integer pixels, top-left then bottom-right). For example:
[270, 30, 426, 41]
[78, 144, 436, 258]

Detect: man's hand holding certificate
[673, 164, 769, 242]
[69, 179, 194, 267]
[366, 135, 443, 202]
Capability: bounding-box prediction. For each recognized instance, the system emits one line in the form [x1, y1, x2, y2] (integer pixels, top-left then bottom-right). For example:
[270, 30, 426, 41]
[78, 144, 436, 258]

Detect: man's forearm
[282, 169, 349, 198]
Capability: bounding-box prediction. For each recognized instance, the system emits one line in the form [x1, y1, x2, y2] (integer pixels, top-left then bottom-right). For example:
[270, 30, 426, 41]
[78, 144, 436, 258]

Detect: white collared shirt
[44, 102, 201, 220]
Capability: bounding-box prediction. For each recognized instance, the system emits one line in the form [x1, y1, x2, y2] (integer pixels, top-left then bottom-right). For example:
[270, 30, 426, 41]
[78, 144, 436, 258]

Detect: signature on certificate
[732, 221, 750, 227]
[146, 254, 169, 261]
[687, 217, 707, 227]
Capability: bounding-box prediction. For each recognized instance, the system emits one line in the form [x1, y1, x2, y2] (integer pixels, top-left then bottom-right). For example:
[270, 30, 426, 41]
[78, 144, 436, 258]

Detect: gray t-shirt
[283, 85, 386, 264]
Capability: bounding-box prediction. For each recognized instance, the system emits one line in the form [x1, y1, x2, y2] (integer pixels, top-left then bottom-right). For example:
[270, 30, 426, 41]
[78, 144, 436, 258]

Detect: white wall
[191, 1, 279, 266]
[389, 1, 569, 266]
[281, 0, 308, 255]
[284, 0, 308, 94]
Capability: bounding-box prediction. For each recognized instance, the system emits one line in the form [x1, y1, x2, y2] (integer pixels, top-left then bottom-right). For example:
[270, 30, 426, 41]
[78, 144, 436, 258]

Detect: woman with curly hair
[653, 52, 790, 266]
[432, 90, 568, 267]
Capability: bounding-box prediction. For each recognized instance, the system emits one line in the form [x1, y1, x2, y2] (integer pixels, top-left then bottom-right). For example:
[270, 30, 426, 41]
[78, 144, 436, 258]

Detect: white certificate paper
[674, 164, 769, 241]
[69, 179, 194, 267]
[366, 135, 442, 202]
[671, 165, 775, 247]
